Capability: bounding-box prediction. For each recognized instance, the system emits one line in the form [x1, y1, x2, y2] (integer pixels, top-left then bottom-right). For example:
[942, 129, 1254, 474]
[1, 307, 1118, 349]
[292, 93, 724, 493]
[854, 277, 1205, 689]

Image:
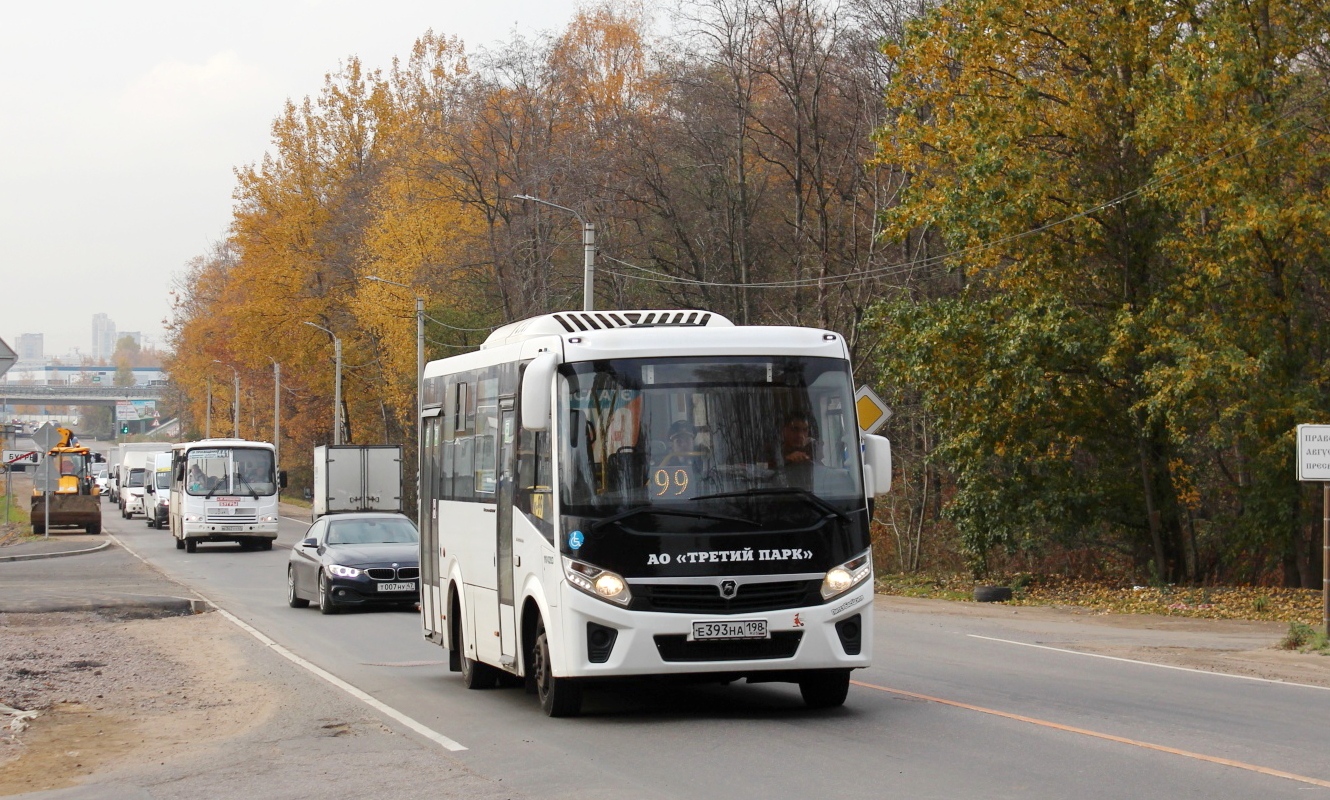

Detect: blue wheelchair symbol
[568, 530, 585, 550]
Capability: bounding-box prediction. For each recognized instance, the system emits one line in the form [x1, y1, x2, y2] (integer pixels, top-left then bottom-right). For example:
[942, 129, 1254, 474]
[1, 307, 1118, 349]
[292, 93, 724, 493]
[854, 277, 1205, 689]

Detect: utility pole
[268, 357, 281, 471]
[205, 377, 212, 439]
[365, 275, 425, 522]
[214, 361, 240, 438]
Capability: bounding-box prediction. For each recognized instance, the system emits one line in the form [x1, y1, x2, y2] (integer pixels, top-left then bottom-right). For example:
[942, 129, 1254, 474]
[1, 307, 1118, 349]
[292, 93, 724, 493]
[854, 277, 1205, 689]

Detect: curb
[0, 595, 212, 616]
[0, 540, 113, 563]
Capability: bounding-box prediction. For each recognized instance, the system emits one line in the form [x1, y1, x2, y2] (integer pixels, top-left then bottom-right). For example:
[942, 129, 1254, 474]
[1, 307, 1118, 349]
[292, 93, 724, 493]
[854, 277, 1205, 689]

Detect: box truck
[312, 445, 402, 521]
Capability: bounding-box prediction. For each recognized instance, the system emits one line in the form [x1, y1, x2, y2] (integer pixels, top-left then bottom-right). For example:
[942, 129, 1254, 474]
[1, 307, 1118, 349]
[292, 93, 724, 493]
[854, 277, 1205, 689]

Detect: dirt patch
[0, 609, 276, 796]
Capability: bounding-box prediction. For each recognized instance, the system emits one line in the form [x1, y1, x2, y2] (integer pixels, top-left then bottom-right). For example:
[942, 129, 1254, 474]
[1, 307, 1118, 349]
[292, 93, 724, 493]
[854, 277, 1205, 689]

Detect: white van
[118, 445, 167, 519]
[143, 452, 172, 528]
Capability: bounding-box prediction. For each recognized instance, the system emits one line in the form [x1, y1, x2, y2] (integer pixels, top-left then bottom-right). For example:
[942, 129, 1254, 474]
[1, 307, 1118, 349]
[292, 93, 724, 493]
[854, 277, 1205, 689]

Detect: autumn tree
[872, 0, 1330, 583]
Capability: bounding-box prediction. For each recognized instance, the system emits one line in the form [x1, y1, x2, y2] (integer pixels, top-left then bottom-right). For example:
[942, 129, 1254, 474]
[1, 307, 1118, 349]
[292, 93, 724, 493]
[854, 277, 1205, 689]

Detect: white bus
[169, 438, 286, 553]
[419, 310, 892, 716]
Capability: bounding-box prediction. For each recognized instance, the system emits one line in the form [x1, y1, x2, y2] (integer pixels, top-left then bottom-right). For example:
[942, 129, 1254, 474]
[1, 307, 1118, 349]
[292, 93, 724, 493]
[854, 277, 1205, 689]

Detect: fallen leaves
[876, 573, 1322, 624]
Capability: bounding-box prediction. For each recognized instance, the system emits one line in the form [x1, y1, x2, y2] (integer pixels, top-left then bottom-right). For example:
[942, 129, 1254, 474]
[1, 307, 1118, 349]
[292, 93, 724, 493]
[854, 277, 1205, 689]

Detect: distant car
[91, 464, 111, 496]
[287, 512, 420, 614]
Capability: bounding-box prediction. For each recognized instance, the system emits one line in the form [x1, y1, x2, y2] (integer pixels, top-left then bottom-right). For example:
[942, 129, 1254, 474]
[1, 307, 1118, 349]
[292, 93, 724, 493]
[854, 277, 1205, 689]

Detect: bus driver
[774, 412, 816, 488]
[657, 419, 699, 469]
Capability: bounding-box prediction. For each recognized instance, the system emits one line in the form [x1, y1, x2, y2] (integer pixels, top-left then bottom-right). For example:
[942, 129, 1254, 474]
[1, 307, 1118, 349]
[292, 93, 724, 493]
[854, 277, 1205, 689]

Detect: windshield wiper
[234, 471, 259, 499]
[691, 488, 848, 521]
[591, 506, 759, 532]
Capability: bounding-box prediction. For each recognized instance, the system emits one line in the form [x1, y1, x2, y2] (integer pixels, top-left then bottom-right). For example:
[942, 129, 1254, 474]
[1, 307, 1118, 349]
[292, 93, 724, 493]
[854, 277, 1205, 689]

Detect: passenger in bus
[188, 465, 207, 492]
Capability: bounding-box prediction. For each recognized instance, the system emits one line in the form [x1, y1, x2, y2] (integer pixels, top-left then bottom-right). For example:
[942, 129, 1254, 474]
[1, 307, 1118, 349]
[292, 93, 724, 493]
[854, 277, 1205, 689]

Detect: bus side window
[516, 429, 553, 541]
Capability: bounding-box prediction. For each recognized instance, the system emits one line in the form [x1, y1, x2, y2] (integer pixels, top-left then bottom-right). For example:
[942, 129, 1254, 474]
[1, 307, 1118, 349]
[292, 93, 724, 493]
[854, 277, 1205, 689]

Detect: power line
[599, 89, 1330, 291]
[422, 313, 500, 333]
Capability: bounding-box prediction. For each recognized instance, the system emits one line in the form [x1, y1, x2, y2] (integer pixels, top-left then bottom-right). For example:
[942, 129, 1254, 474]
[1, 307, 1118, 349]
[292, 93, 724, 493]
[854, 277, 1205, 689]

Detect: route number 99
[653, 468, 690, 496]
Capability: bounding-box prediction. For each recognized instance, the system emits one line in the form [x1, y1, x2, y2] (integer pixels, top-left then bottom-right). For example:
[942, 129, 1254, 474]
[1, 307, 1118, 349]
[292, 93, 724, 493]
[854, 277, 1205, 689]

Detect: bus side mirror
[862, 434, 892, 497]
[521, 352, 559, 432]
[279, 470, 288, 489]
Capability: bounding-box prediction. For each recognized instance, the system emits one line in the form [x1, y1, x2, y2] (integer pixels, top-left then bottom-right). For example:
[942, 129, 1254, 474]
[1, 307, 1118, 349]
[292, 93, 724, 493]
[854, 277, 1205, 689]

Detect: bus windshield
[557, 356, 863, 521]
[185, 447, 276, 496]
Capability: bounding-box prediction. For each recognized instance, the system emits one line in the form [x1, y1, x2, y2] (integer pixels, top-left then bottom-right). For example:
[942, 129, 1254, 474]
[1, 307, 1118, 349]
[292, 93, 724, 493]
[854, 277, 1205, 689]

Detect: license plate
[377, 582, 416, 592]
[690, 619, 768, 641]
[219, 525, 241, 532]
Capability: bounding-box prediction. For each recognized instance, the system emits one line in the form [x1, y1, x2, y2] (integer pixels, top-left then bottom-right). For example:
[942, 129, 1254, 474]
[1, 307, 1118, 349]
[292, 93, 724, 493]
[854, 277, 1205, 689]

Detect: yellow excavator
[31, 428, 102, 535]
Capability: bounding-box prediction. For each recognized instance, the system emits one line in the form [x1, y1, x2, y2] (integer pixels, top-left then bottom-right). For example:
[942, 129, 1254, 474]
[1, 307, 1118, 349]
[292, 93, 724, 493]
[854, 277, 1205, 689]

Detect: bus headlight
[564, 557, 632, 606]
[259, 514, 278, 522]
[821, 550, 872, 600]
[184, 514, 203, 523]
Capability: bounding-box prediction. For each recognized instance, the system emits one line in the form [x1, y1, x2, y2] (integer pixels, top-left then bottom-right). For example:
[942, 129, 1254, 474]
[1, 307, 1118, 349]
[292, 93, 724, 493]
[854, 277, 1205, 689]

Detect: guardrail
[0, 385, 167, 405]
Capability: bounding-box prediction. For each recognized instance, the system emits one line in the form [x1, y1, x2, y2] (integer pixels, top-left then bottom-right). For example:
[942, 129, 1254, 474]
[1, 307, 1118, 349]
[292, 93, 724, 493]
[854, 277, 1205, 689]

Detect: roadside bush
[1279, 622, 1329, 652]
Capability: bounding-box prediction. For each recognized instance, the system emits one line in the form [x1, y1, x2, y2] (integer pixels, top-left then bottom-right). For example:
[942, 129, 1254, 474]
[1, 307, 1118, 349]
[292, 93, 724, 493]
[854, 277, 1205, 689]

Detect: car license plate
[219, 525, 241, 532]
[690, 619, 768, 641]
[378, 582, 416, 592]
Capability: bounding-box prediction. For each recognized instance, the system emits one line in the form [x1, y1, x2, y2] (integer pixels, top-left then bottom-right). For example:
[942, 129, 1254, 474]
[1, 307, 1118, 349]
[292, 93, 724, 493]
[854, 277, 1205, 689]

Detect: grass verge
[876, 572, 1321, 625]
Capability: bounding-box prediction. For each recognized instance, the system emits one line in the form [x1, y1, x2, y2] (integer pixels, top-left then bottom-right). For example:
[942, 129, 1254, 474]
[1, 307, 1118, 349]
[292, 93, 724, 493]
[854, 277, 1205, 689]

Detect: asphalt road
[95, 503, 1330, 800]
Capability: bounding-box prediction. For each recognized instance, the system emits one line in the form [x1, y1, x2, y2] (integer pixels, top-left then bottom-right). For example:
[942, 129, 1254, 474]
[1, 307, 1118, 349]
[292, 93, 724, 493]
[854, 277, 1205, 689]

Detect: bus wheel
[459, 623, 498, 689]
[798, 670, 851, 709]
[533, 621, 581, 717]
[175, 537, 184, 550]
[185, 538, 197, 553]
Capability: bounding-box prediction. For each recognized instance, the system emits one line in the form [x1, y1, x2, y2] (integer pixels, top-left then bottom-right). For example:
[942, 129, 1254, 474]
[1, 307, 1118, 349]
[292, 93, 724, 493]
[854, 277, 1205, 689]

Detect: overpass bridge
[0, 384, 167, 407]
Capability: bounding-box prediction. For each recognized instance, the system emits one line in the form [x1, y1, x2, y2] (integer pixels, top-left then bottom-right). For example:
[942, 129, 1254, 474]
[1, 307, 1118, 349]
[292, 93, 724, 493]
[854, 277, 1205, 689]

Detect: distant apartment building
[119, 331, 143, 348]
[91, 313, 116, 361]
[15, 333, 43, 361]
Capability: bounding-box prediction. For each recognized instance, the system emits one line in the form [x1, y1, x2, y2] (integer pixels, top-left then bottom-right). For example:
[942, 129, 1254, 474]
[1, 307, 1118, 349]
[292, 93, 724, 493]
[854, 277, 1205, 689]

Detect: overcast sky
[0, 0, 581, 359]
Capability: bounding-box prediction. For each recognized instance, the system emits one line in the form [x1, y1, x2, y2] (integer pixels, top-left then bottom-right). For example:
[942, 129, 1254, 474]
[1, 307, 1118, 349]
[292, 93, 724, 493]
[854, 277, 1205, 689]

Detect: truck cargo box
[312, 445, 402, 519]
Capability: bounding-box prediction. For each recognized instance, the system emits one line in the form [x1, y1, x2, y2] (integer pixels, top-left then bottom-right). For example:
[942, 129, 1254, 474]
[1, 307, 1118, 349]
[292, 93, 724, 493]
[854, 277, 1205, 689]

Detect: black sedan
[287, 512, 420, 614]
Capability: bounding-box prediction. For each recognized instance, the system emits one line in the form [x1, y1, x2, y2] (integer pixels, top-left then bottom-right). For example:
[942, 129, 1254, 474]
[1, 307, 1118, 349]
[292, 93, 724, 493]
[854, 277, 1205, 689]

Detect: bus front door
[497, 405, 518, 665]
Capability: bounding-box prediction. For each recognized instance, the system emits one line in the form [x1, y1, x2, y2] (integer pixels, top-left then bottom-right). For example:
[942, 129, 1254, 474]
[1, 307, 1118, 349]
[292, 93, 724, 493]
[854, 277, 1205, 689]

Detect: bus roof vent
[482, 310, 733, 348]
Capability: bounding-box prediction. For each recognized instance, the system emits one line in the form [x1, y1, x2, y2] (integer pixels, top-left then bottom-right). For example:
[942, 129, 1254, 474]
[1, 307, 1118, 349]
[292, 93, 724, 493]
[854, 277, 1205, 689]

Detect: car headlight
[563, 557, 632, 606]
[184, 514, 203, 522]
[821, 550, 872, 600]
[327, 564, 361, 578]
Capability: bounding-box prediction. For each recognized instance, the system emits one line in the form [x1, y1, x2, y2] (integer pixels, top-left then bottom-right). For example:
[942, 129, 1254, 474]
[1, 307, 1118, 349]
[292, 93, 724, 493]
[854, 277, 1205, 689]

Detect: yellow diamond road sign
[855, 385, 891, 434]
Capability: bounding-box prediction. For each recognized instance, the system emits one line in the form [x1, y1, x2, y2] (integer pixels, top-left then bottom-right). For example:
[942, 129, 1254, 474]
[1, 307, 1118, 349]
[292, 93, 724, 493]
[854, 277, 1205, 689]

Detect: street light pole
[213, 360, 240, 438]
[267, 356, 281, 472]
[513, 194, 595, 312]
[365, 275, 425, 522]
[303, 322, 343, 446]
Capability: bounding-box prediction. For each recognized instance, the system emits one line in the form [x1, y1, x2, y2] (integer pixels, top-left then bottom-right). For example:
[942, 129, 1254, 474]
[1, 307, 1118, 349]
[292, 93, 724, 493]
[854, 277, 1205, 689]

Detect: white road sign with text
[1296, 424, 1330, 481]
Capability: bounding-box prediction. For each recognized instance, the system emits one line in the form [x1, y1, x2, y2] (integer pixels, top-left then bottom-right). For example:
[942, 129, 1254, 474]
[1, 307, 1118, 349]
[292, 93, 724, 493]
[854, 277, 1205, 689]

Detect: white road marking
[968, 634, 1330, 691]
[106, 529, 468, 752]
[214, 606, 467, 751]
[281, 516, 312, 526]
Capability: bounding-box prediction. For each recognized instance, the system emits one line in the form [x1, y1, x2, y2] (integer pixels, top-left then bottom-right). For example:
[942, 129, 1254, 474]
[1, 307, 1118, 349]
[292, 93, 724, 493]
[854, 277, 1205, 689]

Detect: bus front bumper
[181, 522, 279, 541]
[554, 579, 873, 679]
